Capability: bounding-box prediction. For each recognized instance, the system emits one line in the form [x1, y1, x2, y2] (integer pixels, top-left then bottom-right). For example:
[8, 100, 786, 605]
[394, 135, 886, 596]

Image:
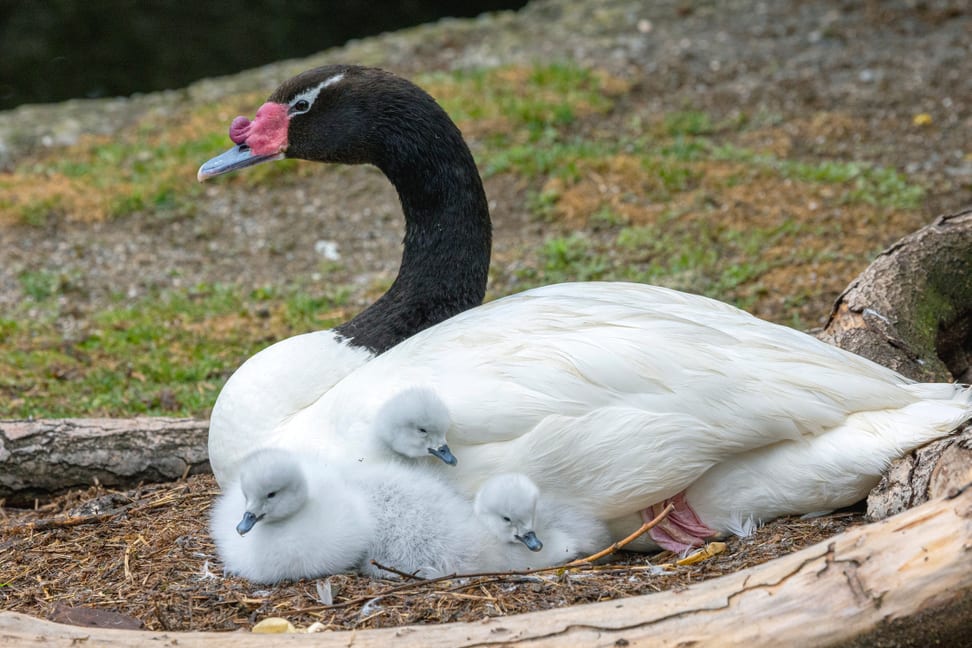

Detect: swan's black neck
[332, 76, 491, 354]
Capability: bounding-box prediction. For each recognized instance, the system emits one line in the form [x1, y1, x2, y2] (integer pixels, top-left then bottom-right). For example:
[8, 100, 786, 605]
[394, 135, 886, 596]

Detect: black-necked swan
[209, 447, 483, 582]
[474, 472, 611, 570]
[198, 65, 490, 486]
[202, 66, 971, 553]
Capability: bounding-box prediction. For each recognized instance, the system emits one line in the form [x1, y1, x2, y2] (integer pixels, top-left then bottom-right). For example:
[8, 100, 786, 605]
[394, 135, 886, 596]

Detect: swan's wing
[317, 282, 918, 448]
[444, 408, 724, 517]
[210, 330, 373, 484]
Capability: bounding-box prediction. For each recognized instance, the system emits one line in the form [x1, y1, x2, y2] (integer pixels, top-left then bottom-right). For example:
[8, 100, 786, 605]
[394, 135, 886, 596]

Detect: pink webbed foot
[644, 491, 715, 553]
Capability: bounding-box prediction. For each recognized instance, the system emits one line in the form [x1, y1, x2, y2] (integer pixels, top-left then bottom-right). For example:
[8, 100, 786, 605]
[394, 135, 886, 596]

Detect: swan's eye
[267, 491, 277, 499]
[293, 99, 310, 112]
[417, 427, 428, 436]
[502, 516, 511, 523]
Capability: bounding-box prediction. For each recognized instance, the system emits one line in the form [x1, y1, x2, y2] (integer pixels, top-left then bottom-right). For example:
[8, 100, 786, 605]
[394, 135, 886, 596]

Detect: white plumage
[232, 282, 970, 552]
[209, 447, 373, 584]
[361, 386, 457, 466]
[475, 473, 611, 570]
[209, 332, 373, 486]
[209, 448, 484, 583]
[352, 460, 481, 579]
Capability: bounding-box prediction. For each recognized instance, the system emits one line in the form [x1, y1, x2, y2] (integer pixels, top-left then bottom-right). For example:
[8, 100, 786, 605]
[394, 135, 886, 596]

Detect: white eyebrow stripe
[290, 72, 345, 111]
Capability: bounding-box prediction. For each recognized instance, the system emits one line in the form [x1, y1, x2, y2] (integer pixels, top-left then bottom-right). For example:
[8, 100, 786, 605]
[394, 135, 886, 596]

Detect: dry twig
[2, 507, 132, 534]
[564, 503, 674, 566]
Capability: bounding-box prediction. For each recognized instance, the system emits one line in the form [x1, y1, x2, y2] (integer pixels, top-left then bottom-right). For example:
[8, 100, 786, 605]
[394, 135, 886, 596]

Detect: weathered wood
[0, 418, 209, 505]
[867, 426, 972, 520]
[818, 207, 972, 383]
[0, 483, 969, 647]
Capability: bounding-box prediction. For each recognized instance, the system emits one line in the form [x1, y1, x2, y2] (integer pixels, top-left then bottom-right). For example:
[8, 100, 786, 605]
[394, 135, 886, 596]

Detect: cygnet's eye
[417, 427, 429, 436]
[502, 516, 511, 523]
[267, 491, 277, 499]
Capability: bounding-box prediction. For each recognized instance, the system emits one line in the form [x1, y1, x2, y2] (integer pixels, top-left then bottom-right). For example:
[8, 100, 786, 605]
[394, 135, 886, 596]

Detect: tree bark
[817, 206, 972, 384]
[0, 418, 209, 506]
[1, 483, 970, 647]
[866, 425, 972, 520]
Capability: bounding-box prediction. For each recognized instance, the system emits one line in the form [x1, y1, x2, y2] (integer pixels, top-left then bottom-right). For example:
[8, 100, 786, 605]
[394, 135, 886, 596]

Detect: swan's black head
[197, 65, 491, 356]
[198, 65, 458, 180]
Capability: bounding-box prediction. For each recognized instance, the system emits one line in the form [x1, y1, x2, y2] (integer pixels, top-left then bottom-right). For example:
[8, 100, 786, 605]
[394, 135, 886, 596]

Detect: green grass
[422, 64, 619, 138]
[483, 136, 615, 180]
[512, 213, 814, 312]
[613, 217, 776, 305]
[3, 63, 924, 226]
[663, 110, 715, 136]
[539, 234, 610, 283]
[710, 144, 926, 209]
[5, 129, 231, 224]
[419, 64, 629, 180]
[0, 283, 350, 419]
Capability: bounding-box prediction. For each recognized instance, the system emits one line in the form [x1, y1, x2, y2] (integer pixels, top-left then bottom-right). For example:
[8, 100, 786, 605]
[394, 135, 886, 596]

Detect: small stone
[252, 617, 297, 633]
[912, 113, 933, 127]
[315, 239, 341, 261]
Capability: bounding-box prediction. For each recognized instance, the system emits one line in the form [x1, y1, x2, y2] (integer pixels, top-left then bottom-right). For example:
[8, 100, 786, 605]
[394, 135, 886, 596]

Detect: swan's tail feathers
[899, 381, 972, 441]
[906, 381, 972, 407]
[845, 382, 972, 457]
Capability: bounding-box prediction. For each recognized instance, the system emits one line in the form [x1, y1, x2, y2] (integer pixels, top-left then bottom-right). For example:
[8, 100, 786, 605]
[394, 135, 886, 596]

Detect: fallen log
[0, 418, 209, 505]
[818, 207, 972, 384]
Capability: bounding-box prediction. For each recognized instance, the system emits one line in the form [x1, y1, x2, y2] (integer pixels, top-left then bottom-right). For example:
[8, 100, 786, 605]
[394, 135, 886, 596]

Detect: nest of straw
[0, 475, 863, 632]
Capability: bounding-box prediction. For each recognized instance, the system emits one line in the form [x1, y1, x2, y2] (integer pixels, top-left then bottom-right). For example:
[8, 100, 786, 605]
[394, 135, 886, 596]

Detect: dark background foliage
[0, 0, 526, 110]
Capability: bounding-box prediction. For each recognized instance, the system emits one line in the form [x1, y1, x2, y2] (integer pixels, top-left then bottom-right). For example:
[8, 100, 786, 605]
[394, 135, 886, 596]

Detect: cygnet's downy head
[235, 448, 310, 535]
[373, 387, 457, 465]
[474, 473, 543, 552]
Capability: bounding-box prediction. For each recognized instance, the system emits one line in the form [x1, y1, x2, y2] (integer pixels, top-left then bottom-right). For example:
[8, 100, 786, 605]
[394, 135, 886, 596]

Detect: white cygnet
[209, 447, 373, 584]
[352, 460, 481, 579]
[474, 473, 611, 570]
[371, 386, 457, 465]
[210, 447, 481, 583]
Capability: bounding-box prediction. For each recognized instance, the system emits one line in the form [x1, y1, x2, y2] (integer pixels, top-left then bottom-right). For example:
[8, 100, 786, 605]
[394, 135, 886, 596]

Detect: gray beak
[197, 144, 284, 181]
[428, 444, 458, 466]
[516, 530, 543, 552]
[236, 511, 258, 536]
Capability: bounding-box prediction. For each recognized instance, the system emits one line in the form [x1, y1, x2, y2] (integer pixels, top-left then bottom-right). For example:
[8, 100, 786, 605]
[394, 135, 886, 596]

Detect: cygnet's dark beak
[197, 144, 284, 181]
[516, 531, 543, 552]
[236, 511, 259, 536]
[428, 444, 458, 466]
